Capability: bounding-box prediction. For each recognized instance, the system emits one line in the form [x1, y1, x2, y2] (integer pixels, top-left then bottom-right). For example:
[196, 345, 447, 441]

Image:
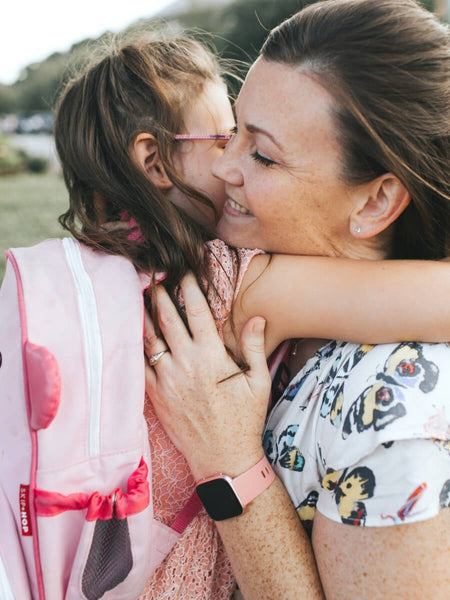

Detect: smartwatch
[195, 455, 275, 521]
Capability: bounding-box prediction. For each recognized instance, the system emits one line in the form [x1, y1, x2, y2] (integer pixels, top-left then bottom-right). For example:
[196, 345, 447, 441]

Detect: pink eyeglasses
[173, 133, 232, 141]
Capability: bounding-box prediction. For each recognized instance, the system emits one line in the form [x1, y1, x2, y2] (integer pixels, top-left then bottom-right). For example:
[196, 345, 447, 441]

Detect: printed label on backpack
[19, 484, 32, 536]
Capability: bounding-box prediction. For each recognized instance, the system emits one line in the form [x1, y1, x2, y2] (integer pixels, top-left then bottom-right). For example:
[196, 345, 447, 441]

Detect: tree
[420, 0, 438, 12]
[0, 84, 18, 114]
[13, 54, 67, 112]
[219, 0, 318, 61]
[169, 0, 320, 95]
[0, 0, 442, 115]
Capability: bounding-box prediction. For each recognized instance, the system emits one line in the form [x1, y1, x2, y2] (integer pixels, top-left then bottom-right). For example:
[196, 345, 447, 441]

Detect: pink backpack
[0, 238, 201, 600]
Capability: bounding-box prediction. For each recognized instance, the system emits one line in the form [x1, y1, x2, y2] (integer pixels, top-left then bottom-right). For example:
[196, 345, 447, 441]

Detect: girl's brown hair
[261, 0, 450, 259]
[54, 34, 231, 309]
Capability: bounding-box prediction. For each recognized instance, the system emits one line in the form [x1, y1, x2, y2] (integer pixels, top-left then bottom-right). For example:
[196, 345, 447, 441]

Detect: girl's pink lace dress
[139, 240, 263, 599]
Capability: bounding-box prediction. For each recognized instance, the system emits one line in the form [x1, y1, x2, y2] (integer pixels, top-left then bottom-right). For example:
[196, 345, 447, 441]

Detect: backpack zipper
[62, 238, 103, 457]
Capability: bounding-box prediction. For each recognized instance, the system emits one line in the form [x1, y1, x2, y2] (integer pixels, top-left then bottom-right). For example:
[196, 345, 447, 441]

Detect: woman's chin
[216, 217, 244, 247]
[216, 213, 267, 251]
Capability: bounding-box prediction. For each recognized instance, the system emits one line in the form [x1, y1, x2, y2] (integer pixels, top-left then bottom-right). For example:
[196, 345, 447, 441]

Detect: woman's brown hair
[54, 34, 232, 311]
[261, 0, 450, 259]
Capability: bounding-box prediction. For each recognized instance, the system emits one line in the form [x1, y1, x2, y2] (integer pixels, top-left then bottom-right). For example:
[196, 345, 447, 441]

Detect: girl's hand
[144, 273, 270, 480]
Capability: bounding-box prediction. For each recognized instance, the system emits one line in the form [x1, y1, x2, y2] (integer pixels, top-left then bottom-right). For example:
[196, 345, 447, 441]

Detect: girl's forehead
[186, 81, 234, 132]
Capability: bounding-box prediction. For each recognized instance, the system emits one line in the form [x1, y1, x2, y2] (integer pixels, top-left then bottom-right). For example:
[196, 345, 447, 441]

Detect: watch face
[196, 477, 243, 521]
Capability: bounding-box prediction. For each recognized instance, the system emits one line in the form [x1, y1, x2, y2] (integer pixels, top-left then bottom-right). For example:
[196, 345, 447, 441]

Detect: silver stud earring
[354, 226, 361, 234]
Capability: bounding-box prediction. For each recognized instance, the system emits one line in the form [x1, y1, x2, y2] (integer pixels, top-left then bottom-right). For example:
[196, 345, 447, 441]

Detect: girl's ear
[132, 133, 173, 190]
[350, 173, 410, 238]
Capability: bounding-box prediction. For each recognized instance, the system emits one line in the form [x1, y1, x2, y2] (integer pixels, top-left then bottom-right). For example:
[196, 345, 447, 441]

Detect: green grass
[0, 173, 69, 282]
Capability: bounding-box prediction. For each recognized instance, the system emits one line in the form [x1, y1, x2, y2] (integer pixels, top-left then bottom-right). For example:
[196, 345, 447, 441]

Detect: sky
[1, 0, 176, 85]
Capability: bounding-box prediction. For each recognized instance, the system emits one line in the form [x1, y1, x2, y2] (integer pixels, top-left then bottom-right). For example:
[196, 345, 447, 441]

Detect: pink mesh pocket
[81, 515, 132, 599]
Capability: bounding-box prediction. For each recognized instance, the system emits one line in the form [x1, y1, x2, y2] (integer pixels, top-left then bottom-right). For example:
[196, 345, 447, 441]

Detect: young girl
[53, 32, 450, 599]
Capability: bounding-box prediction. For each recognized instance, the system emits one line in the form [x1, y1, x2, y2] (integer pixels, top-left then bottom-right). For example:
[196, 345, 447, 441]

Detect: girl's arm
[226, 254, 449, 357]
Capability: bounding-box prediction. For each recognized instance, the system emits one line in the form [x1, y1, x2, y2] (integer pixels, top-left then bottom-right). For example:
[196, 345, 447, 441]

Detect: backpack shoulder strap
[171, 491, 203, 534]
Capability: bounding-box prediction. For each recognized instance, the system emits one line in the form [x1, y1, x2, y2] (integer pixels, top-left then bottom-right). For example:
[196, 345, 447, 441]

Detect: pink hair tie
[120, 212, 145, 242]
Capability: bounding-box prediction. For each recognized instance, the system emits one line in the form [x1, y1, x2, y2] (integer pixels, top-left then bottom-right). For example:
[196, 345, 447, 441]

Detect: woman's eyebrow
[245, 123, 283, 151]
[233, 98, 284, 150]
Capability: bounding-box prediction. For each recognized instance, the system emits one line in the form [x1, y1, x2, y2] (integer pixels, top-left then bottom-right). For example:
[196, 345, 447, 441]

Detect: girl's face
[212, 58, 361, 256]
[170, 80, 235, 229]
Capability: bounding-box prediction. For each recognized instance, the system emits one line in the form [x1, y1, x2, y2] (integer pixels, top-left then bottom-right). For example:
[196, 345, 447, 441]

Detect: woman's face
[213, 58, 361, 256]
[170, 80, 235, 229]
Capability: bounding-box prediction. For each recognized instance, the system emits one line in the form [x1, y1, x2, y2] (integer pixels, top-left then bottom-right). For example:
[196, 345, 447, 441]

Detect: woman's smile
[224, 196, 254, 217]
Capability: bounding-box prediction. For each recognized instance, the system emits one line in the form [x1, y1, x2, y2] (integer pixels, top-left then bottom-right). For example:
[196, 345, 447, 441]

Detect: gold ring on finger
[148, 350, 169, 366]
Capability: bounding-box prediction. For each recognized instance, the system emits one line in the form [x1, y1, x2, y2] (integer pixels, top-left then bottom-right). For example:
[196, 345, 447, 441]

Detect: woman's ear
[132, 133, 173, 190]
[350, 174, 410, 238]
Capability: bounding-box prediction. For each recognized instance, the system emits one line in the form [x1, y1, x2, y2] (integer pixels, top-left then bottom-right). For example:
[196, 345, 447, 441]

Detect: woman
[144, 1, 450, 598]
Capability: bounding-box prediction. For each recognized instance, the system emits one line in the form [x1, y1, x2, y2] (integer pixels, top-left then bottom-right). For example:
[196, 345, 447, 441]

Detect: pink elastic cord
[174, 134, 232, 140]
[34, 458, 150, 521]
[120, 212, 145, 242]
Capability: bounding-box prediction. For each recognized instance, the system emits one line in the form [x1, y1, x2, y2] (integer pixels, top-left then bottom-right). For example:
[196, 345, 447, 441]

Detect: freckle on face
[215, 59, 356, 257]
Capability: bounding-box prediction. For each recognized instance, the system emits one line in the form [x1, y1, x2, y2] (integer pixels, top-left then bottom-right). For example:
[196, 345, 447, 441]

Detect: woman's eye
[251, 151, 276, 167]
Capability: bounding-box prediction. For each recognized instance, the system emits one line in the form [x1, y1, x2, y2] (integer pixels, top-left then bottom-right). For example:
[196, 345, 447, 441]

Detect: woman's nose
[212, 142, 243, 187]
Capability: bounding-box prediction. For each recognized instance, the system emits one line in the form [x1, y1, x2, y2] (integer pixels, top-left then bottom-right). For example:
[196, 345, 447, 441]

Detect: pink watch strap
[232, 455, 276, 506]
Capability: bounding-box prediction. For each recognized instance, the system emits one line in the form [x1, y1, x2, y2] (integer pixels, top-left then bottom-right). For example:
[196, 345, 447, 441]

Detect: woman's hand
[145, 275, 326, 600]
[144, 273, 271, 480]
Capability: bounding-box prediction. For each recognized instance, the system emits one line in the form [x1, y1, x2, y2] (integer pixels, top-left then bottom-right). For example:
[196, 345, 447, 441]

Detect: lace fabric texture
[139, 242, 263, 600]
[140, 400, 235, 600]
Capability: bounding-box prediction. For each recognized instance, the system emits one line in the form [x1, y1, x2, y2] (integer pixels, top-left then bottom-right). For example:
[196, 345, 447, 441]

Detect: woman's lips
[225, 197, 254, 216]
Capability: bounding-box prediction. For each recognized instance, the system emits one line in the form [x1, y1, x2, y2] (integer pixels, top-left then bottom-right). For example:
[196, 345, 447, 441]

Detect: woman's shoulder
[269, 340, 450, 454]
[315, 341, 450, 526]
[266, 341, 450, 529]
[314, 341, 450, 440]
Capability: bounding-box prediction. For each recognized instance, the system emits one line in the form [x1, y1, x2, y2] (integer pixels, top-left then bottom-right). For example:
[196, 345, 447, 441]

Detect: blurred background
[0, 0, 448, 279]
